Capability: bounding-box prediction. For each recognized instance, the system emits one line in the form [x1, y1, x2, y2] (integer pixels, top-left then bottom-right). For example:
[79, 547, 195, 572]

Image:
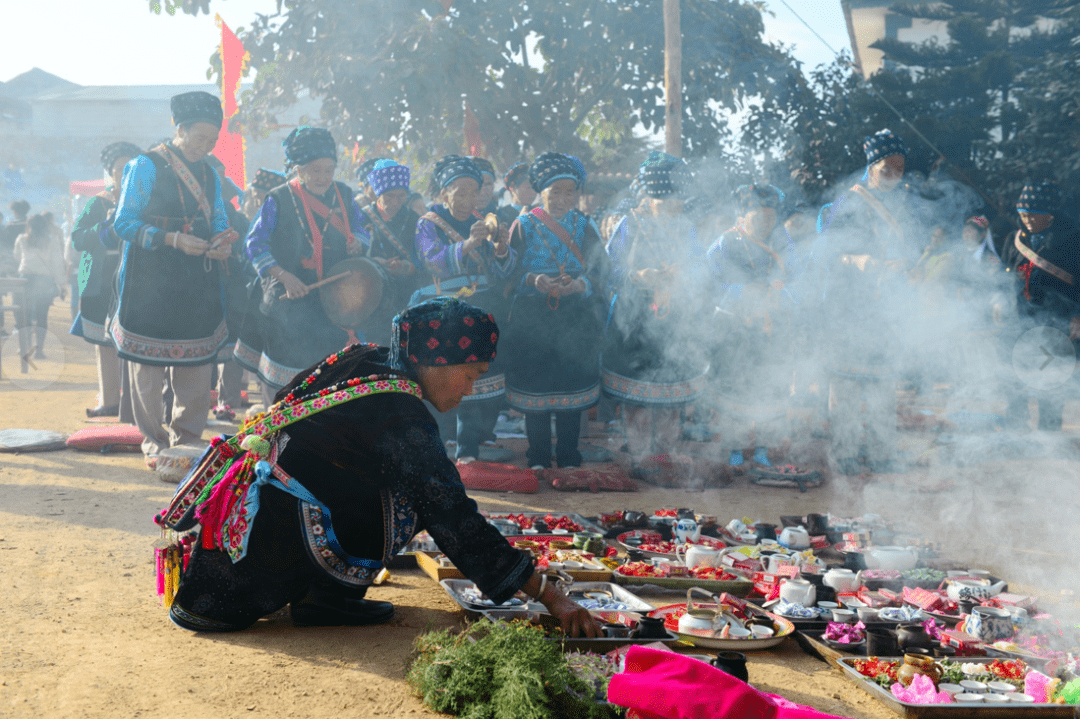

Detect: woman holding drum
[243, 126, 371, 394]
[502, 152, 608, 469]
[414, 155, 516, 462]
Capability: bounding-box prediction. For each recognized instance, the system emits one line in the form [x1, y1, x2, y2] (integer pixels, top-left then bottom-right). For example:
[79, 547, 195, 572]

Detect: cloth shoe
[290, 596, 394, 627]
[86, 404, 120, 418]
[753, 447, 772, 467]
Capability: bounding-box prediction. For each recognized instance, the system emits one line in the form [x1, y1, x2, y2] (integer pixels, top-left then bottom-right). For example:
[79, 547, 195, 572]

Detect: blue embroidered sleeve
[114, 156, 164, 251]
[417, 218, 467, 278]
[209, 168, 230, 235]
[246, 196, 279, 278]
[349, 199, 372, 248]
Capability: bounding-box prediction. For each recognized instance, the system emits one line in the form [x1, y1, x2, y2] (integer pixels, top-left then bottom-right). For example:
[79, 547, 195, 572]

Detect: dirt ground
[2, 305, 1079, 719]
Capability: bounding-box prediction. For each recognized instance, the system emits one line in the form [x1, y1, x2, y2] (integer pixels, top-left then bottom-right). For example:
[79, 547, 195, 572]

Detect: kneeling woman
[503, 152, 608, 469]
[165, 298, 599, 637]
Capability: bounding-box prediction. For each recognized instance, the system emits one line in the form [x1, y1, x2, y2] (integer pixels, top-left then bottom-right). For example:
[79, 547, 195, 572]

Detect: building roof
[1, 68, 80, 99]
[33, 83, 221, 103]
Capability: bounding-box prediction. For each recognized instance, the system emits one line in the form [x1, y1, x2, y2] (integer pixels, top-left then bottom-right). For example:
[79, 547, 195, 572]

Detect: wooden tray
[796, 630, 867, 665]
[416, 550, 465, 581]
[835, 657, 1073, 717]
[440, 579, 653, 617]
[611, 567, 754, 596]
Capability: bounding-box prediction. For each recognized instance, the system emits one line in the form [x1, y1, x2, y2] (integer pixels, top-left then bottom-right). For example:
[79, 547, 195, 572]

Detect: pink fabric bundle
[607, 647, 856, 719]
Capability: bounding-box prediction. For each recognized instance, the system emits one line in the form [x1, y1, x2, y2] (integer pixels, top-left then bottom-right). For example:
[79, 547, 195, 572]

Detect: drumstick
[279, 270, 352, 299]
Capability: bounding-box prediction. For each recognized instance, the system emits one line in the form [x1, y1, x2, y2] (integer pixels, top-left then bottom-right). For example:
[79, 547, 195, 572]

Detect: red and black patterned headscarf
[390, 298, 499, 369]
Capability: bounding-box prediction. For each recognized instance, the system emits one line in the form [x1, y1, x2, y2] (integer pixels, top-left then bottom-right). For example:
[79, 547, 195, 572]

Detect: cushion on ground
[456, 460, 538, 493]
[541, 464, 637, 492]
[65, 424, 143, 452]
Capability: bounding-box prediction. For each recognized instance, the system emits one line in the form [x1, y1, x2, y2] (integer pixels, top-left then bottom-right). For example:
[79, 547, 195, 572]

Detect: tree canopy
[152, 0, 797, 177]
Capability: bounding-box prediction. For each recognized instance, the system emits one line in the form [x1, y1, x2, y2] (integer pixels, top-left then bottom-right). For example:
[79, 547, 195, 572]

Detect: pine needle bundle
[407, 620, 621, 719]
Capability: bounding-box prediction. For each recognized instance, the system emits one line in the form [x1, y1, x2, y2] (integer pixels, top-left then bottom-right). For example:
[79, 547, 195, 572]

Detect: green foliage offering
[406, 621, 621, 719]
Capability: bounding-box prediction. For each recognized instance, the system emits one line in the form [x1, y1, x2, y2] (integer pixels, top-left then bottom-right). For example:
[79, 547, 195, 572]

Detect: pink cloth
[607, 647, 856, 719]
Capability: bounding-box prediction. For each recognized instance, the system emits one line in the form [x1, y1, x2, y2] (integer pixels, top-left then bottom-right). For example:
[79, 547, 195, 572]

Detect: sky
[2, 0, 851, 87]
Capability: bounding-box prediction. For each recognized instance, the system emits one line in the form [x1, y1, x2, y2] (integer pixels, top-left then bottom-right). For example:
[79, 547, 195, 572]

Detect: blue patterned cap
[100, 142, 142, 172]
[251, 168, 287, 193]
[391, 297, 499, 369]
[170, 91, 223, 128]
[528, 152, 582, 193]
[470, 156, 496, 180]
[283, 126, 337, 169]
[368, 160, 411, 196]
[503, 162, 529, 189]
[1017, 179, 1061, 215]
[433, 155, 483, 191]
[734, 184, 785, 214]
[639, 151, 693, 199]
[863, 129, 906, 166]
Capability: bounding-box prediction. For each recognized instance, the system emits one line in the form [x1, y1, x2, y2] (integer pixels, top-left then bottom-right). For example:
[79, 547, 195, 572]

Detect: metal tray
[486, 511, 606, 535]
[611, 567, 754, 596]
[439, 579, 655, 616]
[836, 657, 1072, 717]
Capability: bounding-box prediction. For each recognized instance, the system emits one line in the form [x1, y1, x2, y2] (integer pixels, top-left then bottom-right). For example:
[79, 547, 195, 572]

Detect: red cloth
[456, 460, 538, 493]
[608, 647, 855, 719]
[541, 464, 637, 492]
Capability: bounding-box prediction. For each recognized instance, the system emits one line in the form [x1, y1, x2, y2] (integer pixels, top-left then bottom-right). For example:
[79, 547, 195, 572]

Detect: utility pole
[663, 0, 682, 157]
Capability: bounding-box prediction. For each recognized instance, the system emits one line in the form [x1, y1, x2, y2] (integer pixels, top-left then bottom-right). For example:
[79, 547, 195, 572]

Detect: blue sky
[2, 0, 851, 87]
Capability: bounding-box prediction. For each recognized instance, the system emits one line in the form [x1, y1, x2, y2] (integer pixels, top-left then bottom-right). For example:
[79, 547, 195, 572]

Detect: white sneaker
[458, 456, 477, 464]
[530, 465, 546, 471]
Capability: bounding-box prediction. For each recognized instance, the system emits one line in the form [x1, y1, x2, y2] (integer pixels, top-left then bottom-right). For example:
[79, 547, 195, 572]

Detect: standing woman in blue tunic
[503, 153, 609, 469]
[70, 141, 141, 418]
[601, 152, 709, 471]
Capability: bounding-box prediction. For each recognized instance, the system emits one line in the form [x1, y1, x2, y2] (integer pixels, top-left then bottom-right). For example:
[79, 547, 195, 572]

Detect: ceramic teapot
[766, 552, 799, 575]
[674, 518, 702, 544]
[823, 568, 859, 593]
[966, 606, 1014, 644]
[946, 578, 1007, 603]
[778, 577, 817, 606]
[679, 587, 719, 634]
[866, 546, 919, 571]
[778, 526, 811, 549]
[677, 543, 720, 569]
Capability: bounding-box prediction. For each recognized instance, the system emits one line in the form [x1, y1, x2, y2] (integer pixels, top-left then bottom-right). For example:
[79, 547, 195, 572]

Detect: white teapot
[823, 568, 859, 593]
[674, 518, 702, 544]
[779, 525, 811, 549]
[946, 578, 1007, 603]
[679, 587, 719, 634]
[865, 546, 918, 571]
[677, 543, 720, 569]
[779, 578, 817, 606]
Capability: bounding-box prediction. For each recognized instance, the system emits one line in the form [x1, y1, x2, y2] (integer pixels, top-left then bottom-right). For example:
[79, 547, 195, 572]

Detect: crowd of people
[4, 89, 1076, 634]
[4, 91, 1079, 483]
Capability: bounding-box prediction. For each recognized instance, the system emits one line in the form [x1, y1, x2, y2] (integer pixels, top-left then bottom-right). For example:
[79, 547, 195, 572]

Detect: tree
[151, 0, 799, 179]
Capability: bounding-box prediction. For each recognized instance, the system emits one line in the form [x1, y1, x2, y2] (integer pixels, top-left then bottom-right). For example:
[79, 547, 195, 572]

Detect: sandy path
[1, 304, 1077, 718]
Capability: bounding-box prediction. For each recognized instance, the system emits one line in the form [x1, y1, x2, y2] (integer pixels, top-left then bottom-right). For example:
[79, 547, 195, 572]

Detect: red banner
[214, 15, 249, 196]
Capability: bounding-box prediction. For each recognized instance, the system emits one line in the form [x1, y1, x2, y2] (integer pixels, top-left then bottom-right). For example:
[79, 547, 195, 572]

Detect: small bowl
[551, 528, 570, 535]
[750, 625, 775, 639]
[959, 680, 987, 694]
[1006, 692, 1034, 703]
[725, 626, 752, 640]
[817, 601, 839, 610]
[843, 598, 867, 609]
[831, 608, 856, 623]
[954, 693, 984, 703]
[987, 681, 1015, 694]
[856, 607, 879, 622]
[938, 683, 963, 696]
[982, 694, 1009, 704]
